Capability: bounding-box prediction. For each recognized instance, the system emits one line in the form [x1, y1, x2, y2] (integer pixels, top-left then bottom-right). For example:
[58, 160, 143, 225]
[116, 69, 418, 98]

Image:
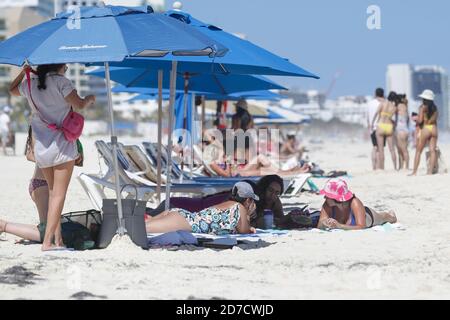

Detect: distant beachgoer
[231, 99, 254, 131]
[145, 182, 258, 235]
[280, 133, 304, 160]
[395, 94, 410, 170]
[372, 91, 398, 170]
[317, 178, 397, 230]
[9, 64, 95, 251]
[411, 112, 420, 148]
[410, 90, 439, 176]
[0, 106, 12, 155]
[367, 88, 385, 170]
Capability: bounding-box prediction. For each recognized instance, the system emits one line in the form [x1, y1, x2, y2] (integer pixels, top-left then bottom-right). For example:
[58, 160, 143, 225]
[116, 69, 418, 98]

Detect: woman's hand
[323, 218, 338, 229]
[249, 227, 257, 234]
[85, 95, 96, 107]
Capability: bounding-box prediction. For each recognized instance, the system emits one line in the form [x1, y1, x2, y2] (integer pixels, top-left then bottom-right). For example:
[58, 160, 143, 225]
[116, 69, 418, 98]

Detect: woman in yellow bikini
[410, 90, 439, 176]
[372, 92, 398, 170]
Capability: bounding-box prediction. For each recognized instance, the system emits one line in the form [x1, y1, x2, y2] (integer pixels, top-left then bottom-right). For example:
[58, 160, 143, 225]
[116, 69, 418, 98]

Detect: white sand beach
[0, 132, 449, 300]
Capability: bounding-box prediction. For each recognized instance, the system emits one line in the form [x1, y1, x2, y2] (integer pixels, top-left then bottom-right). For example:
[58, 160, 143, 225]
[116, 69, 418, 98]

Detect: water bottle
[263, 209, 274, 230]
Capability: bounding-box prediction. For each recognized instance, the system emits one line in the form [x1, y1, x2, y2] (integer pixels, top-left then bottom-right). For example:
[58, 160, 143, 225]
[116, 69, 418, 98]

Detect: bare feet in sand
[385, 210, 397, 224]
[0, 219, 7, 234]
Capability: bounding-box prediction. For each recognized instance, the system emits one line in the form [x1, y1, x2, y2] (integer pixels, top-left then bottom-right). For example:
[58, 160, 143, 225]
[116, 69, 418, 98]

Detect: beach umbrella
[119, 86, 284, 102]
[0, 5, 227, 237]
[253, 105, 312, 125]
[87, 67, 286, 94]
[99, 10, 319, 78]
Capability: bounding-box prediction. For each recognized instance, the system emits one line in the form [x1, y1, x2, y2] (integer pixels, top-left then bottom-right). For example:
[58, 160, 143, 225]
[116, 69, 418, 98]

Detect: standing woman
[9, 64, 95, 251]
[410, 90, 439, 176]
[395, 94, 410, 170]
[372, 91, 398, 170]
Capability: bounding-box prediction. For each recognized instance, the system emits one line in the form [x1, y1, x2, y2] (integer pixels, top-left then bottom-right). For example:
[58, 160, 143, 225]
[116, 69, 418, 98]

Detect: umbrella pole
[201, 95, 206, 126]
[104, 62, 126, 236]
[157, 70, 163, 204]
[190, 93, 195, 179]
[165, 61, 178, 211]
[180, 73, 189, 183]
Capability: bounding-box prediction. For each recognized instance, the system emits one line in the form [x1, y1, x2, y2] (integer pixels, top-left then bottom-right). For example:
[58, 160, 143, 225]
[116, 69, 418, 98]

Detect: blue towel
[148, 231, 198, 246]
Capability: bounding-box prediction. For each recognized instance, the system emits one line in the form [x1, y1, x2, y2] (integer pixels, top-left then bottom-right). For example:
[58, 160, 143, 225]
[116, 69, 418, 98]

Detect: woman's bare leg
[368, 209, 397, 226]
[376, 130, 385, 170]
[41, 161, 75, 251]
[0, 219, 41, 242]
[428, 135, 438, 175]
[386, 135, 397, 170]
[397, 132, 409, 170]
[31, 186, 49, 223]
[145, 211, 192, 233]
[410, 131, 429, 175]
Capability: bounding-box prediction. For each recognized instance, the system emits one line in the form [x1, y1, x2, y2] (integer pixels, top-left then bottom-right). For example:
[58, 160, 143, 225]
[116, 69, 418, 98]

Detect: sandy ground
[0, 132, 449, 300]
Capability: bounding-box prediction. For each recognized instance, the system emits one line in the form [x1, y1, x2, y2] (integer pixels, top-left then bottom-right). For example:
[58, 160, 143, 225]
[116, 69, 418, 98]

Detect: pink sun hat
[320, 178, 354, 202]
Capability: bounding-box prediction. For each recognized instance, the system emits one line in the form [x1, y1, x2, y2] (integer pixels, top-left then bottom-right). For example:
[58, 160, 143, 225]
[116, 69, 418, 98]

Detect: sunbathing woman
[146, 182, 258, 235]
[317, 178, 397, 231]
[410, 90, 439, 176]
[372, 91, 398, 170]
[209, 138, 310, 178]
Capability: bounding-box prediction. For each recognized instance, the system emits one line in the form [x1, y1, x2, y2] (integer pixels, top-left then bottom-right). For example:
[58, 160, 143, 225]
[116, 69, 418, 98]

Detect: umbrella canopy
[95, 9, 318, 78]
[87, 67, 286, 94]
[118, 85, 284, 101]
[0, 5, 228, 66]
[129, 91, 283, 102]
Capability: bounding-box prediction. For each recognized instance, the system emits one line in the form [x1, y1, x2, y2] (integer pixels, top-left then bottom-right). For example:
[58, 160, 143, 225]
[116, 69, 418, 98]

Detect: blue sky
[165, 0, 450, 98]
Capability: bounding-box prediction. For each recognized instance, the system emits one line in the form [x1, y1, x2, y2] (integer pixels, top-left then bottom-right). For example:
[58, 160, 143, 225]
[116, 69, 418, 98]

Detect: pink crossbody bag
[25, 68, 84, 142]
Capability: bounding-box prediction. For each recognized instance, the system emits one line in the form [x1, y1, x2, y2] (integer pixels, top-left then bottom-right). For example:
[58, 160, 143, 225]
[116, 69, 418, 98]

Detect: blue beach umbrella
[0, 6, 227, 66]
[87, 67, 286, 94]
[99, 10, 318, 78]
[0, 4, 228, 237]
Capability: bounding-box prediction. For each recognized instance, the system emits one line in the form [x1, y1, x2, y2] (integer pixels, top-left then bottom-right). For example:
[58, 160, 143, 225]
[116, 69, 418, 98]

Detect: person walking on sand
[410, 90, 439, 176]
[317, 178, 397, 231]
[0, 106, 12, 155]
[395, 94, 410, 170]
[372, 91, 398, 170]
[9, 64, 95, 251]
[367, 88, 385, 170]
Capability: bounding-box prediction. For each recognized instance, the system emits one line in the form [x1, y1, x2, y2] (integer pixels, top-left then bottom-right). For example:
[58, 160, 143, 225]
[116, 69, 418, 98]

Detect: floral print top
[174, 203, 241, 235]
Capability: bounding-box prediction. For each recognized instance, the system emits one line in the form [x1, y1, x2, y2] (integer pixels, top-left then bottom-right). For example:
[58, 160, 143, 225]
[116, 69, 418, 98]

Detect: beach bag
[61, 210, 103, 250]
[25, 68, 84, 142]
[97, 184, 148, 249]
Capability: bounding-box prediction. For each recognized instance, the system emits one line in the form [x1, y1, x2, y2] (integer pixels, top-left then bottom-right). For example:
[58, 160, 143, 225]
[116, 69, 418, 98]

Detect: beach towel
[148, 231, 198, 246]
[307, 223, 406, 233]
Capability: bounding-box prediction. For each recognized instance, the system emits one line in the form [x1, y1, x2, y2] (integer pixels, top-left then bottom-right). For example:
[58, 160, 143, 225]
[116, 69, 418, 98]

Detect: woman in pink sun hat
[317, 178, 397, 230]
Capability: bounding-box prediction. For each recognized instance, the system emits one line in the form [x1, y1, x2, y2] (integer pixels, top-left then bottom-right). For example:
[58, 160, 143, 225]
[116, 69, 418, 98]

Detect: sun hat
[232, 181, 259, 201]
[418, 89, 435, 101]
[319, 178, 353, 202]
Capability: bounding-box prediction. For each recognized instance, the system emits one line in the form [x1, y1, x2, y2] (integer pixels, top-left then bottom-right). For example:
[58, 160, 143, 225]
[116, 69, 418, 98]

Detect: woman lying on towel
[317, 178, 397, 230]
[146, 182, 258, 235]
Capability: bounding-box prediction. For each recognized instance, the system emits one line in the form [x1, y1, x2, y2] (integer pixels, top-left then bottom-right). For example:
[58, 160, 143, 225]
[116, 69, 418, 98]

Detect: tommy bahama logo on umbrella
[59, 45, 108, 51]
